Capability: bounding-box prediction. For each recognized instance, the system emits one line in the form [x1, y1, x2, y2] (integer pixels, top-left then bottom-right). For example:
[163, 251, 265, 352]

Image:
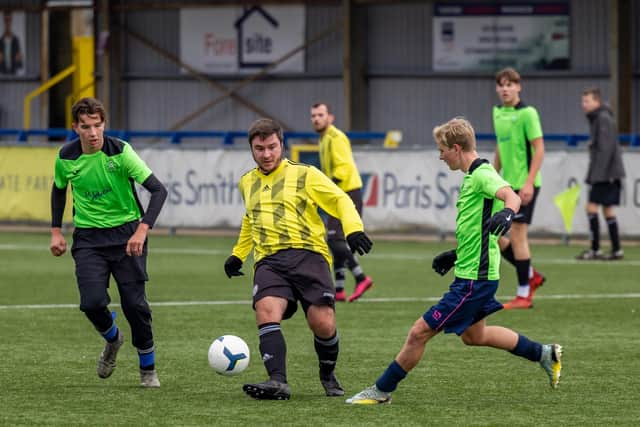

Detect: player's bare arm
[493, 147, 502, 173]
[495, 185, 521, 214]
[521, 137, 544, 204]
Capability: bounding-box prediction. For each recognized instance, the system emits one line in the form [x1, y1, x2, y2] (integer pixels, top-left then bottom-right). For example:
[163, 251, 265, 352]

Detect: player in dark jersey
[224, 118, 373, 400]
[575, 87, 626, 260]
[311, 102, 373, 302]
[50, 97, 167, 387]
[346, 118, 562, 405]
[493, 67, 546, 310]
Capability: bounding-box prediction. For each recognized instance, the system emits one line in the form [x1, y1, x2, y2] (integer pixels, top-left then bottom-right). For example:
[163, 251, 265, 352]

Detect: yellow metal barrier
[72, 36, 94, 98]
[23, 64, 76, 129]
[290, 144, 320, 169]
[64, 36, 96, 128]
[23, 36, 94, 130]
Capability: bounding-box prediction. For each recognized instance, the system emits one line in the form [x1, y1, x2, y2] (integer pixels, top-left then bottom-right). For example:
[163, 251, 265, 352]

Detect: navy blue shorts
[423, 278, 503, 336]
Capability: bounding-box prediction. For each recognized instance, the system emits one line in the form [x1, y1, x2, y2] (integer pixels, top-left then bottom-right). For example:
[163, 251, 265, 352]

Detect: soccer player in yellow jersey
[311, 102, 374, 302]
[224, 118, 373, 400]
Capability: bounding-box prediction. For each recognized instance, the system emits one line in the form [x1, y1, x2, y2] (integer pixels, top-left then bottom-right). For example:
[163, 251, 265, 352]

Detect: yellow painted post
[64, 36, 95, 128]
[72, 36, 95, 99]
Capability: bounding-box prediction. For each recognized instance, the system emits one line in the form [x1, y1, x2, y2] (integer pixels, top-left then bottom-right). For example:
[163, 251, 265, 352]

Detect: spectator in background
[0, 10, 23, 75]
[492, 67, 546, 310]
[50, 97, 168, 388]
[576, 87, 625, 260]
[310, 102, 374, 302]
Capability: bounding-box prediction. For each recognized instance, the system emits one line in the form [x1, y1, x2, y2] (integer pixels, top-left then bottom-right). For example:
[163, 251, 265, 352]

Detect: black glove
[224, 255, 244, 278]
[346, 231, 373, 255]
[432, 249, 457, 276]
[486, 207, 516, 236]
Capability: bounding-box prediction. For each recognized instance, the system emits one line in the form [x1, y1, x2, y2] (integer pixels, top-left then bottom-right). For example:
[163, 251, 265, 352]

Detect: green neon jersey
[54, 137, 152, 228]
[454, 160, 509, 281]
[493, 102, 543, 189]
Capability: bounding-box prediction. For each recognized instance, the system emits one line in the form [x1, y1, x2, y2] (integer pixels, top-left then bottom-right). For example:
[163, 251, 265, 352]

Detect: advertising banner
[179, 5, 305, 74]
[433, 3, 570, 71]
[138, 148, 256, 227]
[4, 145, 639, 238]
[134, 148, 640, 237]
[0, 146, 72, 222]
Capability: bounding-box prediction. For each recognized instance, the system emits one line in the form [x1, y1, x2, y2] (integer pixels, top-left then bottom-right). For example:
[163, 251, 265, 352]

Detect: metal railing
[1, 128, 639, 146]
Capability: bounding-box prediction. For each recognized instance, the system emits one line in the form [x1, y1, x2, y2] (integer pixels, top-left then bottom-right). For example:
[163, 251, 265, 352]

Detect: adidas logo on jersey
[263, 184, 271, 192]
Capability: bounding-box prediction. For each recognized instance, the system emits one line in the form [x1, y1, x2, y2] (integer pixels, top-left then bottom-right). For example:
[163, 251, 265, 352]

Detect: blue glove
[432, 249, 457, 276]
[346, 231, 373, 255]
[224, 255, 244, 278]
[487, 208, 516, 236]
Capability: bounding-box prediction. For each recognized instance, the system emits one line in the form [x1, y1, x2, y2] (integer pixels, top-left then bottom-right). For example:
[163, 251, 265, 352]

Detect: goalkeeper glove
[346, 231, 373, 255]
[432, 249, 457, 276]
[224, 255, 244, 278]
[486, 207, 516, 236]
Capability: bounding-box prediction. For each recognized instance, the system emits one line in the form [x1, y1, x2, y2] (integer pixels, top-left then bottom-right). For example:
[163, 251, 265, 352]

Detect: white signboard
[137, 148, 640, 238]
[179, 6, 305, 74]
[433, 3, 570, 71]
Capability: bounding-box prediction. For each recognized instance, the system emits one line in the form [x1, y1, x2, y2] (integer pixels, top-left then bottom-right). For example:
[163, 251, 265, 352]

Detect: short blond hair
[433, 117, 476, 151]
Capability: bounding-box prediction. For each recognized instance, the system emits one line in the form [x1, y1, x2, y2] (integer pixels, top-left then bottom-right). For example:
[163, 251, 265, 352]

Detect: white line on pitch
[1, 243, 640, 266]
[2, 293, 640, 310]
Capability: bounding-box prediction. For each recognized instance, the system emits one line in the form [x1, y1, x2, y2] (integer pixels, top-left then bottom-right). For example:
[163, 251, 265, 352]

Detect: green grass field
[1, 231, 639, 426]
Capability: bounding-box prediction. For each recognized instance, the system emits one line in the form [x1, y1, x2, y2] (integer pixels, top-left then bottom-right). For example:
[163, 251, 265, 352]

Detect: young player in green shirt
[50, 97, 168, 387]
[493, 68, 546, 310]
[346, 117, 562, 404]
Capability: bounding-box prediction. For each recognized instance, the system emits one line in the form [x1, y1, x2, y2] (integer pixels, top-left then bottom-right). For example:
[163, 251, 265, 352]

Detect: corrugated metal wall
[636, 0, 640, 72]
[570, 0, 610, 72]
[119, 0, 634, 141]
[125, 79, 343, 134]
[123, 10, 179, 76]
[0, 0, 636, 140]
[364, 0, 619, 143]
[369, 76, 613, 147]
[368, 0, 611, 73]
[121, 4, 345, 132]
[634, 0, 639, 127]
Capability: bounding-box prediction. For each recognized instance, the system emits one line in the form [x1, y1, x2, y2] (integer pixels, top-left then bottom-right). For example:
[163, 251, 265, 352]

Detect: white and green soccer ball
[208, 335, 250, 376]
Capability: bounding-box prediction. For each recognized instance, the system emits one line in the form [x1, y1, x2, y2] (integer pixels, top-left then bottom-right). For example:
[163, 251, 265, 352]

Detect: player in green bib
[49, 97, 167, 387]
[493, 67, 546, 310]
[346, 118, 562, 405]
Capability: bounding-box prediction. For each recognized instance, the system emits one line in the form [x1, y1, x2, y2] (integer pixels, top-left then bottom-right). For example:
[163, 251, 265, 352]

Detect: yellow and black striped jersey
[318, 125, 363, 192]
[231, 158, 364, 266]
